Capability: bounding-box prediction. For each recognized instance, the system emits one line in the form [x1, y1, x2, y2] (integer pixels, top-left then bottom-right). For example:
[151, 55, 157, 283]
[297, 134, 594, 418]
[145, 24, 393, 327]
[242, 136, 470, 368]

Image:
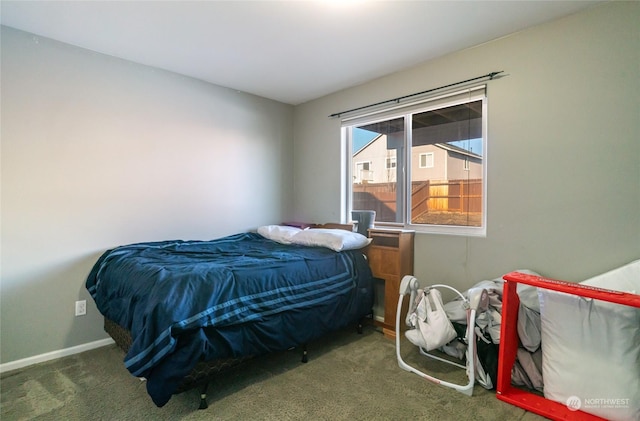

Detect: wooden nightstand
[365, 228, 415, 339]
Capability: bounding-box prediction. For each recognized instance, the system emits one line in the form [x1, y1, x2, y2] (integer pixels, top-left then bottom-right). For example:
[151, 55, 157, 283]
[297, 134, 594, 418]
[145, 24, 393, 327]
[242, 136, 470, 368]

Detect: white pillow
[539, 260, 640, 421]
[257, 225, 302, 244]
[290, 228, 371, 252]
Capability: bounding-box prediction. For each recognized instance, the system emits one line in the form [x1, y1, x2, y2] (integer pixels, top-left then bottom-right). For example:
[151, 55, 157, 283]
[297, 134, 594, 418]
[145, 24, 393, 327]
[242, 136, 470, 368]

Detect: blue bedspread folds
[86, 232, 374, 406]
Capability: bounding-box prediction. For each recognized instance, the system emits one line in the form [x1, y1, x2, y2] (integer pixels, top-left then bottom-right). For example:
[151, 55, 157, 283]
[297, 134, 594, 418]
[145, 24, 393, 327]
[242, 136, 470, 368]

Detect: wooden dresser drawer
[367, 246, 399, 278]
[364, 228, 415, 339]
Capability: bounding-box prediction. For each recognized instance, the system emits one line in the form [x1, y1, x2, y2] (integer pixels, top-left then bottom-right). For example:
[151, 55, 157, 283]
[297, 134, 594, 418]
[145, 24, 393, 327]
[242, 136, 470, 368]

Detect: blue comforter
[86, 232, 373, 406]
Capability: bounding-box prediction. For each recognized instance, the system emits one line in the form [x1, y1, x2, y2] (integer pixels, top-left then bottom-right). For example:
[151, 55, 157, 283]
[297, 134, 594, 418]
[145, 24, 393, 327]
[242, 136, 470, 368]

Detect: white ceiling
[1, 0, 604, 105]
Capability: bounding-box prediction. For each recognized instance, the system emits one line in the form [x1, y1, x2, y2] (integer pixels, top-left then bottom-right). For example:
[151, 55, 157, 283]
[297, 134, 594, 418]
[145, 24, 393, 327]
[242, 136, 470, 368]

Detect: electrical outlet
[75, 300, 87, 316]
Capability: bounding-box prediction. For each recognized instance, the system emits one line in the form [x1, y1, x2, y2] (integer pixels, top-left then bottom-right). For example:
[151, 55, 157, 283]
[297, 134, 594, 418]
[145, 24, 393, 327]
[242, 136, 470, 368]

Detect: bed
[86, 224, 375, 408]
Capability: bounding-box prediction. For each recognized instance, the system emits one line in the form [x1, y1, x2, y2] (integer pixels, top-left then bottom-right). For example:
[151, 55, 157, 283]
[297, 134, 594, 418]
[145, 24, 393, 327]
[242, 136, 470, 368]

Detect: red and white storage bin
[497, 260, 640, 421]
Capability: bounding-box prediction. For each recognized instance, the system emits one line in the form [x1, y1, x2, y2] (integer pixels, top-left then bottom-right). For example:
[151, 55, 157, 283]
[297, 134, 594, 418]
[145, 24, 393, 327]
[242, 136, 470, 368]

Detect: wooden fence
[353, 179, 482, 224]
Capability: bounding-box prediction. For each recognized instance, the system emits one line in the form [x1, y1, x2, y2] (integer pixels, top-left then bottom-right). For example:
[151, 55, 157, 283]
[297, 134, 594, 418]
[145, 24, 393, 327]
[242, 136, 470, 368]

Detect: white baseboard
[0, 338, 115, 374]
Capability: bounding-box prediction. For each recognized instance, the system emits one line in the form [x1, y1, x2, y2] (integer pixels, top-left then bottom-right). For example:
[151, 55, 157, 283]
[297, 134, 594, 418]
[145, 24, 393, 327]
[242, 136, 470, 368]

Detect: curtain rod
[329, 71, 503, 118]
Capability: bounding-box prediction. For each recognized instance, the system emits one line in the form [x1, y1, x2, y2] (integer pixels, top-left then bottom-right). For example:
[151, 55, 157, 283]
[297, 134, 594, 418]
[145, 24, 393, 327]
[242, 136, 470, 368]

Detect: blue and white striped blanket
[86, 232, 373, 406]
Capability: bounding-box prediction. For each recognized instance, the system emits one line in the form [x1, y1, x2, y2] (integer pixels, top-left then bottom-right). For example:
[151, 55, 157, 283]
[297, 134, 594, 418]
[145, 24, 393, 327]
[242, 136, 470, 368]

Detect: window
[419, 152, 434, 168]
[386, 156, 396, 169]
[354, 161, 373, 184]
[343, 87, 487, 236]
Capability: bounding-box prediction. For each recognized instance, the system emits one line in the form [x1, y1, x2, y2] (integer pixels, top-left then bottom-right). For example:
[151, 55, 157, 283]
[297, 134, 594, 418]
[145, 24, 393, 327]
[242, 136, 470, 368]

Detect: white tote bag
[406, 289, 458, 352]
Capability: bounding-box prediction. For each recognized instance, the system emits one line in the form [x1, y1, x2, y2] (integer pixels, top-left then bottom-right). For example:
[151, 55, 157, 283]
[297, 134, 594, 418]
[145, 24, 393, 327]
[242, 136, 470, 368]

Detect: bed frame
[105, 312, 369, 409]
[104, 317, 253, 409]
[102, 222, 370, 409]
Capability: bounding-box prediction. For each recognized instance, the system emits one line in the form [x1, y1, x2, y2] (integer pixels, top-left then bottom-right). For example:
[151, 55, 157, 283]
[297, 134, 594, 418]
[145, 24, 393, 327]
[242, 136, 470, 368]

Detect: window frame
[342, 86, 488, 237]
[386, 156, 397, 169]
[419, 152, 434, 168]
[353, 160, 372, 182]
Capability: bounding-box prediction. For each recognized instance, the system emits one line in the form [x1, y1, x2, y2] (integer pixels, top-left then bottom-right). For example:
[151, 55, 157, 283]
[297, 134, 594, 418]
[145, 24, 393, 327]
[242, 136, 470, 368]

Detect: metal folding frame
[395, 275, 489, 396]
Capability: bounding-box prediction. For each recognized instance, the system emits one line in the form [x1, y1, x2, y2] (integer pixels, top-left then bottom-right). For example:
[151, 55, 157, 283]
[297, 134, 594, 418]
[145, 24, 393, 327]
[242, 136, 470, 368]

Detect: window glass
[419, 153, 434, 168]
[386, 156, 396, 169]
[410, 100, 483, 227]
[351, 118, 404, 223]
[345, 90, 486, 235]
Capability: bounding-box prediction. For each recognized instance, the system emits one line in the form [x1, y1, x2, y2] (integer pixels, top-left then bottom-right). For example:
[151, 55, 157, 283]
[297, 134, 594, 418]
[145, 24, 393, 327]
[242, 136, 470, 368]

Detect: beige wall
[293, 1, 640, 291]
[0, 26, 294, 363]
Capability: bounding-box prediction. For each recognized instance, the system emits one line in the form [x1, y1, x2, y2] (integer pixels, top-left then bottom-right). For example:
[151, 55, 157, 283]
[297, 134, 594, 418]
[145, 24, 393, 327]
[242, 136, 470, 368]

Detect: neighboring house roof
[434, 143, 482, 160]
[354, 135, 482, 160]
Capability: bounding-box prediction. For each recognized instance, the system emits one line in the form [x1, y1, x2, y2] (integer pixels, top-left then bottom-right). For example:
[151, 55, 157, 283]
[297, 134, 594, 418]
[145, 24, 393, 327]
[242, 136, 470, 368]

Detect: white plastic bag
[406, 289, 457, 351]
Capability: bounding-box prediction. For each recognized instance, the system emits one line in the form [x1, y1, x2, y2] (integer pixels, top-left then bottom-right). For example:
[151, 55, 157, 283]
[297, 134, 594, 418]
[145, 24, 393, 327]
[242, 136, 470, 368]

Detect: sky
[353, 128, 377, 153]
